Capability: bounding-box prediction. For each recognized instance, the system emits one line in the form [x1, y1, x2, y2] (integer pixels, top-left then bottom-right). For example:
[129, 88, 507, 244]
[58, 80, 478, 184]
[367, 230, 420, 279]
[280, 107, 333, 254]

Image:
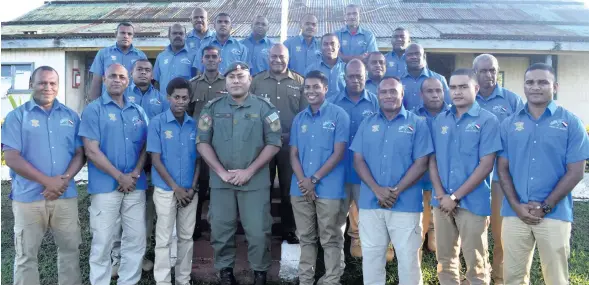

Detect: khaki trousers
[12, 198, 82, 285]
[502, 217, 571, 285]
[291, 196, 345, 285]
[490, 181, 505, 284]
[433, 207, 490, 285]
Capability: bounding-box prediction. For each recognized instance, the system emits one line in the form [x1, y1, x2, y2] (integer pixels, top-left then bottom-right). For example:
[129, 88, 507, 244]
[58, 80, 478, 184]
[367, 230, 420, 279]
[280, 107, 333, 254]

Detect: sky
[0, 0, 45, 22]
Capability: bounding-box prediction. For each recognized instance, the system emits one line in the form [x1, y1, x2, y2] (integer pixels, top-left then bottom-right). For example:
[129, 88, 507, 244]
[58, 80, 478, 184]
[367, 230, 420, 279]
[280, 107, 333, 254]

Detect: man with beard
[335, 4, 378, 62]
[284, 14, 321, 75]
[250, 44, 306, 244]
[289, 70, 350, 285]
[350, 76, 433, 285]
[305, 33, 346, 99]
[472, 53, 523, 285]
[89, 22, 147, 101]
[194, 13, 248, 74]
[196, 61, 281, 285]
[154, 24, 195, 93]
[499, 63, 589, 285]
[242, 16, 274, 75]
[385, 28, 410, 78]
[186, 7, 215, 52]
[148, 77, 200, 285]
[401, 43, 450, 111]
[365, 52, 386, 95]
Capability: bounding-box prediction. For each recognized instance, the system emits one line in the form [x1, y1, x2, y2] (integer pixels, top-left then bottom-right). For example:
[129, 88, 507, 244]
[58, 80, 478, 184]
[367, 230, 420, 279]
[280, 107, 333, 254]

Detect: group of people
[3, 3, 589, 285]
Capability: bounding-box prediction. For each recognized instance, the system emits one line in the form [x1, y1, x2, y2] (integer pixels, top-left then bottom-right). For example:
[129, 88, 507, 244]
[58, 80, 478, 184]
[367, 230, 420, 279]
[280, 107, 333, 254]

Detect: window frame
[1, 62, 35, 96]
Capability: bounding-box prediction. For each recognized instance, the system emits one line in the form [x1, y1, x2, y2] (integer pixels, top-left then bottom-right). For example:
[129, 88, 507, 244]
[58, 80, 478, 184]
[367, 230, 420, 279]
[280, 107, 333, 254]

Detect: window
[1, 63, 35, 97]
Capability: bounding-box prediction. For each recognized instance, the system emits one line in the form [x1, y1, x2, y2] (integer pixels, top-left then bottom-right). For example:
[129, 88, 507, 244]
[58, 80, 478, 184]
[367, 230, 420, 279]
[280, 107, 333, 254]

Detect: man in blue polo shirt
[498, 63, 589, 285]
[194, 13, 248, 74]
[401, 43, 450, 111]
[335, 4, 378, 63]
[430, 69, 501, 285]
[473, 53, 524, 285]
[2, 66, 85, 285]
[328, 59, 379, 259]
[305, 33, 346, 99]
[384, 27, 410, 78]
[412, 77, 450, 253]
[148, 77, 200, 285]
[283, 14, 320, 75]
[350, 76, 433, 285]
[154, 23, 196, 93]
[127, 59, 169, 119]
[79, 63, 149, 285]
[186, 7, 215, 52]
[289, 70, 350, 285]
[89, 22, 147, 101]
[365, 52, 386, 95]
[241, 16, 274, 75]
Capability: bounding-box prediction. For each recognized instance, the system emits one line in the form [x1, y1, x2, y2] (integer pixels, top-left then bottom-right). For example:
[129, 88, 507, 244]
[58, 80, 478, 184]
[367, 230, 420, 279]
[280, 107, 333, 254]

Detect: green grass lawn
[1, 181, 588, 285]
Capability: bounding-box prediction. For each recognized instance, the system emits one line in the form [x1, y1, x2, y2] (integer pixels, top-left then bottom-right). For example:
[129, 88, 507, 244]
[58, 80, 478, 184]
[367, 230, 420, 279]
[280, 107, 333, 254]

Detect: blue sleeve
[153, 54, 162, 83]
[479, 115, 502, 158]
[412, 118, 434, 160]
[1, 110, 22, 151]
[498, 119, 510, 159]
[289, 115, 299, 147]
[90, 49, 105, 75]
[72, 112, 83, 149]
[565, 116, 589, 164]
[146, 117, 162, 154]
[335, 109, 350, 143]
[366, 32, 378, 53]
[78, 103, 101, 141]
[349, 118, 367, 154]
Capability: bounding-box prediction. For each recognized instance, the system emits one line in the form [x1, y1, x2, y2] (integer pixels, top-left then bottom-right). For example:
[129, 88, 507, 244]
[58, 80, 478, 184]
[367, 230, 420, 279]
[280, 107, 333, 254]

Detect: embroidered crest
[111, 55, 117, 61]
[389, 62, 395, 67]
[398, 124, 414, 134]
[149, 98, 161, 105]
[301, 124, 308, 133]
[549, 119, 567, 131]
[441, 126, 448, 134]
[514, 122, 524, 131]
[180, 58, 192, 65]
[60, 118, 74, 127]
[357, 40, 367, 46]
[163, 58, 169, 65]
[465, 122, 481, 132]
[132, 116, 144, 126]
[362, 109, 374, 117]
[198, 114, 212, 131]
[108, 114, 117, 121]
[322, 120, 336, 131]
[31, 119, 40, 127]
[492, 105, 508, 115]
[266, 112, 281, 132]
[296, 46, 302, 52]
[128, 96, 136, 103]
[372, 125, 380, 132]
[164, 130, 173, 139]
[231, 49, 242, 55]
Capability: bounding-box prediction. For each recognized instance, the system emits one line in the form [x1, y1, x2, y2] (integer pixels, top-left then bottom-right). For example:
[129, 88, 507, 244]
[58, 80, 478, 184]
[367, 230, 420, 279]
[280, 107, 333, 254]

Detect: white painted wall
[64, 52, 87, 114]
[1, 50, 66, 118]
[557, 54, 589, 124]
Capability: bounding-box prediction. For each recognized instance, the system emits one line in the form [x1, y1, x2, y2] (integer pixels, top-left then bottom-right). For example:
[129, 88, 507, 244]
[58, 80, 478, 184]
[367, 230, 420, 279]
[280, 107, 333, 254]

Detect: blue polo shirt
[499, 102, 589, 222]
[193, 37, 248, 74]
[350, 107, 434, 212]
[305, 57, 346, 99]
[476, 85, 524, 181]
[90, 44, 147, 76]
[431, 103, 502, 216]
[401, 68, 451, 111]
[412, 103, 451, 190]
[125, 83, 169, 120]
[328, 89, 379, 185]
[284, 35, 321, 75]
[335, 26, 378, 56]
[1, 99, 82, 202]
[78, 92, 149, 194]
[241, 34, 274, 75]
[289, 102, 350, 199]
[147, 109, 199, 190]
[365, 78, 380, 95]
[384, 52, 407, 78]
[186, 29, 215, 52]
[153, 45, 196, 94]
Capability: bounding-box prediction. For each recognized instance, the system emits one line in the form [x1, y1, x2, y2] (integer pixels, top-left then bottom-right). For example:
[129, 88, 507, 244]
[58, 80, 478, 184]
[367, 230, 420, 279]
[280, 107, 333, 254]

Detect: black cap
[223, 61, 250, 76]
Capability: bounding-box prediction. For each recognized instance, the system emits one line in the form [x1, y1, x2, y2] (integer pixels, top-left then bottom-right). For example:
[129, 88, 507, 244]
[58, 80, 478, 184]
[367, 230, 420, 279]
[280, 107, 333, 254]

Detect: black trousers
[194, 162, 210, 239]
[269, 145, 295, 233]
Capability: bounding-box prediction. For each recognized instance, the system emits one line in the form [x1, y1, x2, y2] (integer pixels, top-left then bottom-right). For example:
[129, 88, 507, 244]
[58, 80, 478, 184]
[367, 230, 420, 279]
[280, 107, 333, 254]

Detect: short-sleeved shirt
[335, 26, 378, 56]
[186, 29, 215, 52]
[189, 73, 227, 119]
[289, 101, 350, 199]
[193, 37, 248, 74]
[241, 35, 274, 75]
[153, 45, 196, 94]
[328, 89, 379, 184]
[283, 35, 322, 75]
[1, 99, 82, 202]
[147, 109, 199, 190]
[412, 103, 450, 190]
[90, 44, 147, 76]
[476, 85, 524, 181]
[401, 68, 451, 111]
[499, 102, 589, 222]
[365, 78, 381, 95]
[384, 52, 407, 78]
[350, 107, 434, 212]
[196, 94, 282, 190]
[305, 57, 346, 99]
[431, 103, 502, 216]
[250, 70, 306, 135]
[125, 83, 169, 120]
[78, 92, 149, 194]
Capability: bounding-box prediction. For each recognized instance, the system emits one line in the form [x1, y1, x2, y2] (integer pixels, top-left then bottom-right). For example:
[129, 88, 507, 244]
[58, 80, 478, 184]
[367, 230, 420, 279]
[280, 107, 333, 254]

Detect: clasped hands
[42, 174, 72, 200]
[297, 177, 318, 202]
[373, 186, 399, 208]
[220, 169, 254, 187]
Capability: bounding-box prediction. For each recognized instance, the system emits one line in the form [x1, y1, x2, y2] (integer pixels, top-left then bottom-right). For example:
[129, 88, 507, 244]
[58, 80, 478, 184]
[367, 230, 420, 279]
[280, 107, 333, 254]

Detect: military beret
[223, 61, 250, 77]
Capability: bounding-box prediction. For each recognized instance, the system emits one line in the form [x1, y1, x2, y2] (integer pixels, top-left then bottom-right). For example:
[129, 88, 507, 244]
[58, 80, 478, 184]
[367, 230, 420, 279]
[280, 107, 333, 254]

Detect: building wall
[65, 52, 88, 114]
[1, 50, 66, 118]
[557, 54, 589, 124]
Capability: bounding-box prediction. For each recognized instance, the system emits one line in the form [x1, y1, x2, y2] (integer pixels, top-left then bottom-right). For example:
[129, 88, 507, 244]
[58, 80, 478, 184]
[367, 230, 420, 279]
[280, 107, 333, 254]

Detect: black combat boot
[252, 271, 267, 285]
[220, 267, 237, 285]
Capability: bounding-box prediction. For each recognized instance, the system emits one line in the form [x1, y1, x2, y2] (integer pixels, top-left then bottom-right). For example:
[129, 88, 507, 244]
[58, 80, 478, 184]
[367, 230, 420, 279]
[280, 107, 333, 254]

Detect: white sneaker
[142, 258, 154, 271]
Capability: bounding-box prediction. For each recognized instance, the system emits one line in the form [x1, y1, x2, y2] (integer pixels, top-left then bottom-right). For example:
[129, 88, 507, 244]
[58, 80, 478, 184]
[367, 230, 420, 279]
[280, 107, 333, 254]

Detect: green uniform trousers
[209, 187, 272, 271]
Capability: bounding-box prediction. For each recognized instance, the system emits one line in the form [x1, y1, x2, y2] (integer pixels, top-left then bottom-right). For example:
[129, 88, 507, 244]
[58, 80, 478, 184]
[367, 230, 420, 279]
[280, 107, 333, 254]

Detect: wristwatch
[541, 203, 553, 214]
[450, 194, 460, 203]
[310, 175, 319, 184]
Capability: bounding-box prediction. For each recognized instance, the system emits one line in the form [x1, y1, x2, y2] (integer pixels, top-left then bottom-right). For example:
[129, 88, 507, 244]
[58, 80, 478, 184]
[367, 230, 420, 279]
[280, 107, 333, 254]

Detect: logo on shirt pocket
[514, 122, 524, 131]
[441, 125, 448, 134]
[362, 109, 374, 117]
[465, 122, 481, 132]
[389, 62, 395, 67]
[398, 124, 414, 134]
[372, 125, 380, 132]
[492, 105, 508, 115]
[322, 120, 336, 131]
[549, 119, 568, 131]
[128, 96, 136, 103]
[60, 118, 74, 127]
[164, 130, 173, 139]
[180, 58, 192, 65]
[357, 40, 367, 46]
[231, 49, 242, 55]
[296, 46, 302, 52]
[149, 98, 161, 105]
[132, 116, 144, 126]
[301, 124, 308, 133]
[164, 58, 169, 65]
[342, 40, 348, 46]
[108, 114, 117, 121]
[30, 119, 40, 127]
[111, 55, 117, 61]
